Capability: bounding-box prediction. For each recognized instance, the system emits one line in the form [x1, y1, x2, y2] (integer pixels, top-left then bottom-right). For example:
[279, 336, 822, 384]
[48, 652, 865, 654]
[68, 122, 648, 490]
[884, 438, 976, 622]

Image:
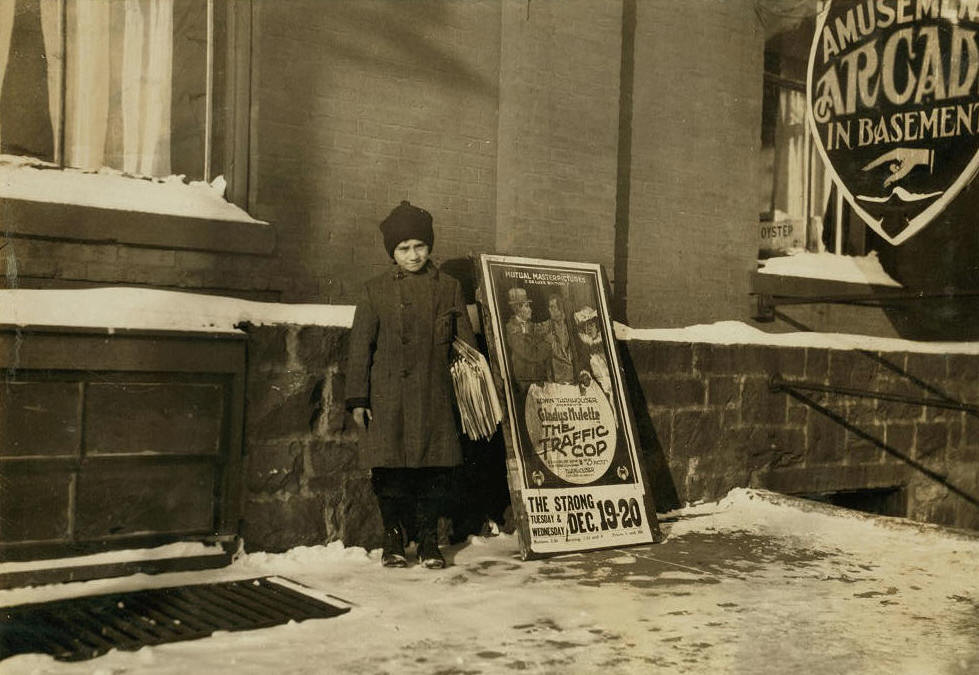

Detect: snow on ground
[0, 156, 261, 224]
[2, 489, 977, 674]
[757, 251, 901, 287]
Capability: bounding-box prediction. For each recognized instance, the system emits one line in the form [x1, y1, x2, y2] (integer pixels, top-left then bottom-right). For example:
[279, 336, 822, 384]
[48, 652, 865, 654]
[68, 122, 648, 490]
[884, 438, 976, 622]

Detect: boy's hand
[352, 407, 373, 429]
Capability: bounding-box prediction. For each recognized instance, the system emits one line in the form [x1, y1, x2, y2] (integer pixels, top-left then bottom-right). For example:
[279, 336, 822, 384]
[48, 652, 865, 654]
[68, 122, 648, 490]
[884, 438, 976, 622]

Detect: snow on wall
[0, 156, 263, 224]
[0, 288, 354, 333]
[757, 251, 901, 287]
[0, 542, 224, 575]
[615, 320, 979, 354]
[2, 288, 978, 354]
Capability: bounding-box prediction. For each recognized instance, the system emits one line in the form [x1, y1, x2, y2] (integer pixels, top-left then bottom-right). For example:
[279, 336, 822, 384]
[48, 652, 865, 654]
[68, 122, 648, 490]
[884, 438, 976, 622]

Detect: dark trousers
[371, 467, 451, 542]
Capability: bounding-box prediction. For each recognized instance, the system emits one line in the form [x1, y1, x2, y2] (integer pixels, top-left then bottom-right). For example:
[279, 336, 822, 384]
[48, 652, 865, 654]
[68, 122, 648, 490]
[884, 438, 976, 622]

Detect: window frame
[223, 0, 252, 211]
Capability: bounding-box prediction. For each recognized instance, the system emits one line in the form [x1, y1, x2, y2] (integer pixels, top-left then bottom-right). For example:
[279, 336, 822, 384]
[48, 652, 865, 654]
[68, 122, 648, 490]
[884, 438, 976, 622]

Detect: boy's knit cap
[379, 201, 434, 257]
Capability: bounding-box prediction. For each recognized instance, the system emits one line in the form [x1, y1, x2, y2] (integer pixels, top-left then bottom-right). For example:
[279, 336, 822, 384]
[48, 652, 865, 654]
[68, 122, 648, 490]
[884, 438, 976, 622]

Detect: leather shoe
[381, 526, 407, 568]
[417, 534, 445, 569]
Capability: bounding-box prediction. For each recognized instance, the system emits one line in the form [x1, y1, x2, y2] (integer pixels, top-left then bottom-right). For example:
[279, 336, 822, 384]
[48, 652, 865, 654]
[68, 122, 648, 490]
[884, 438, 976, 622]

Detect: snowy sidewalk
[2, 489, 978, 674]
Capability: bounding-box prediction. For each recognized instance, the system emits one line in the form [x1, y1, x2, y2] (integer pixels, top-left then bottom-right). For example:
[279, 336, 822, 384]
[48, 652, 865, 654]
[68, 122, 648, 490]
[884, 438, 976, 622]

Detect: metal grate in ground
[0, 576, 351, 662]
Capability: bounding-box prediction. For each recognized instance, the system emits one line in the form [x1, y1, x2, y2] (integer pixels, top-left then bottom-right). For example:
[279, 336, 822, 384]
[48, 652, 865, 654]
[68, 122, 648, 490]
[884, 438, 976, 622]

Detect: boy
[344, 201, 476, 568]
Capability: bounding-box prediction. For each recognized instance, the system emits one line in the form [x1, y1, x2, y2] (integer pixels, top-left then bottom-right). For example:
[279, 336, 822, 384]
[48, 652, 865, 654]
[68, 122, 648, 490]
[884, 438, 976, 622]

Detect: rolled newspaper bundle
[450, 338, 502, 440]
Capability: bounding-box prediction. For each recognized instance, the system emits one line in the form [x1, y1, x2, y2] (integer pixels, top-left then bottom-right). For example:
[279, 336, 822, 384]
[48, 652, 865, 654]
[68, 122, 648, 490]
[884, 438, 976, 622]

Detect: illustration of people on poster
[478, 254, 658, 555]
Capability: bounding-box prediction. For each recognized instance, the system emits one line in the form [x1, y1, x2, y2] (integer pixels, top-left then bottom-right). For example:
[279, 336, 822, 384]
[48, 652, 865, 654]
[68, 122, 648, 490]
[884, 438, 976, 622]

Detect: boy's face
[548, 298, 563, 321]
[392, 239, 430, 273]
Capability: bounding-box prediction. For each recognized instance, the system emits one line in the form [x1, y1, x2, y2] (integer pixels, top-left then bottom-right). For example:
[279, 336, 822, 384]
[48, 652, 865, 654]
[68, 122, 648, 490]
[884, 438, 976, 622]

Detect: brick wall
[1, 237, 279, 300]
[253, 0, 628, 305]
[623, 340, 979, 531]
[495, 0, 622, 277]
[0, 2, 839, 332]
[250, 0, 768, 323]
[11, 1, 966, 338]
[251, 0, 501, 303]
[625, 0, 764, 327]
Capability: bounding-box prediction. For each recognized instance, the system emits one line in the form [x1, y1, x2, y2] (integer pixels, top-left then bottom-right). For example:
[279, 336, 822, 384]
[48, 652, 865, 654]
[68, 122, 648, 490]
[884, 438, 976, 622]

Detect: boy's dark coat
[344, 263, 476, 469]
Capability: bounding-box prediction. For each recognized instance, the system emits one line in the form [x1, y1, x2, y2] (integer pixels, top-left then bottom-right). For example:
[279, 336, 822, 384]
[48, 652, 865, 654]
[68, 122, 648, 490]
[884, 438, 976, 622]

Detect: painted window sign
[477, 254, 659, 557]
[807, 0, 979, 245]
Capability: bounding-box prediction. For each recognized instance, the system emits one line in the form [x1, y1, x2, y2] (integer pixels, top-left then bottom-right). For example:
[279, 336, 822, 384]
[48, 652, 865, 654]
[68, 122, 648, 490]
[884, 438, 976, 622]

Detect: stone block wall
[241, 323, 978, 552]
[240, 323, 374, 551]
[241, 323, 509, 553]
[623, 340, 979, 531]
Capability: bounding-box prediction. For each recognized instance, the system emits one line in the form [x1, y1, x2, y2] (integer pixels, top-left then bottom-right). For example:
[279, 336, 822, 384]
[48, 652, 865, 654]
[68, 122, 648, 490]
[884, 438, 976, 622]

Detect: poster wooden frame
[474, 254, 661, 559]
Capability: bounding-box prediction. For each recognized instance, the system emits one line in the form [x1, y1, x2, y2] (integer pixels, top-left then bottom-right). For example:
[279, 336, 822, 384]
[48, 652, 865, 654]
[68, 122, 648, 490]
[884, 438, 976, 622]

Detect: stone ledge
[1, 198, 276, 255]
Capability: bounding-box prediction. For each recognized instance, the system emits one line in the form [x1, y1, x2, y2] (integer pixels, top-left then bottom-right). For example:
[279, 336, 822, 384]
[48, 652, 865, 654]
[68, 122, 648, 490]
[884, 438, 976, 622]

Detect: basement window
[798, 487, 907, 519]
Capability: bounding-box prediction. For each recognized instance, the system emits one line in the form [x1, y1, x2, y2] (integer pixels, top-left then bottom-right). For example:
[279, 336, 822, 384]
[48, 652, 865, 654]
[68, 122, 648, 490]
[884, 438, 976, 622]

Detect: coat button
[401, 369, 410, 377]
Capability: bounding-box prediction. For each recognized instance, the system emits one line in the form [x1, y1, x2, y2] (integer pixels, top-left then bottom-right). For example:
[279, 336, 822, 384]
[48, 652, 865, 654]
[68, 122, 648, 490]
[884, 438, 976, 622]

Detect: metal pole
[58, 0, 67, 166]
[803, 95, 812, 248]
[759, 289, 979, 308]
[834, 184, 843, 254]
[770, 374, 979, 414]
[204, 0, 214, 182]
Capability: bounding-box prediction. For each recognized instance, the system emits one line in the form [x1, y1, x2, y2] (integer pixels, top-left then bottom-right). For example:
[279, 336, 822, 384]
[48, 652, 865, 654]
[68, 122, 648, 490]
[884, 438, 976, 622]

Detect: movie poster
[477, 254, 658, 556]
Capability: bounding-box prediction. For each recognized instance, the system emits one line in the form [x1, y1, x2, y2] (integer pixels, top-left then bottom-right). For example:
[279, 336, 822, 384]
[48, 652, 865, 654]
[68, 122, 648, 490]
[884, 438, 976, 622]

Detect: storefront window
[759, 2, 877, 261]
[0, 0, 226, 182]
